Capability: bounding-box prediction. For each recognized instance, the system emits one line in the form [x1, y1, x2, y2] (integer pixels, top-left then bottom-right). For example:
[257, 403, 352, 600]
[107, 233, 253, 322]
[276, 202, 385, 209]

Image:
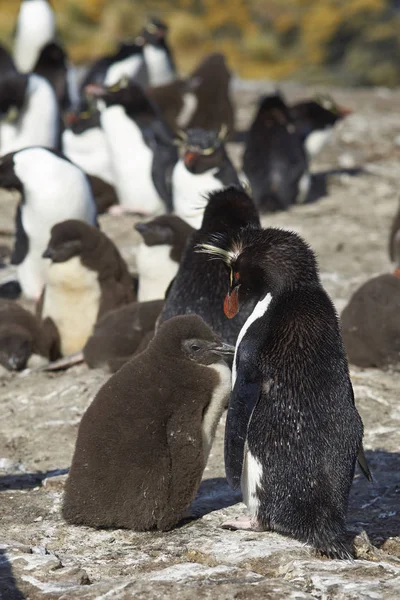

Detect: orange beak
[184, 151, 197, 168]
[393, 268, 400, 279]
[224, 288, 239, 319]
[339, 105, 352, 117]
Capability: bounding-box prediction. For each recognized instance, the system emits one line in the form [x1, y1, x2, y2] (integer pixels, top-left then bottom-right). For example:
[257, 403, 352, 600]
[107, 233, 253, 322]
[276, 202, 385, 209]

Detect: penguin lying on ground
[0, 299, 56, 371]
[243, 93, 310, 212]
[13, 0, 56, 74]
[159, 187, 260, 346]
[199, 227, 371, 559]
[0, 148, 97, 300]
[140, 18, 176, 87]
[84, 299, 164, 372]
[135, 215, 194, 302]
[38, 219, 135, 357]
[172, 127, 241, 229]
[86, 79, 177, 215]
[63, 314, 233, 530]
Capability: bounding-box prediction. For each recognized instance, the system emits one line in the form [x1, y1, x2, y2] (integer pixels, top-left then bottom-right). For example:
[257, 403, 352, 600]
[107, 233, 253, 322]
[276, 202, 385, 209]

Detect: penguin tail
[310, 531, 354, 561]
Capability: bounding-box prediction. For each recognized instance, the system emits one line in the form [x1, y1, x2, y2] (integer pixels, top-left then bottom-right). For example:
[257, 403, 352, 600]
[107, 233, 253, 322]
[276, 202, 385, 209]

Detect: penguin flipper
[357, 444, 373, 482]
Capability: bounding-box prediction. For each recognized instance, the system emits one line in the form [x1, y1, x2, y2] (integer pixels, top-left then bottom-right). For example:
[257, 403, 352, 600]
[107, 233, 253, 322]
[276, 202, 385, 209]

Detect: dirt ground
[1, 81, 400, 599]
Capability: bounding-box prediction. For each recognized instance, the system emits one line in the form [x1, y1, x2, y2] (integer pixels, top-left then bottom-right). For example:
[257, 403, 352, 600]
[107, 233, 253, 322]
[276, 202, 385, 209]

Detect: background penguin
[81, 42, 146, 91]
[38, 219, 135, 357]
[140, 18, 176, 87]
[0, 71, 59, 156]
[63, 314, 233, 531]
[0, 45, 17, 80]
[146, 79, 187, 132]
[172, 127, 241, 229]
[84, 299, 164, 372]
[341, 271, 400, 368]
[86, 80, 177, 215]
[243, 93, 310, 212]
[33, 41, 77, 111]
[199, 227, 371, 559]
[13, 0, 56, 73]
[158, 187, 260, 346]
[0, 299, 56, 371]
[135, 215, 194, 302]
[0, 148, 97, 300]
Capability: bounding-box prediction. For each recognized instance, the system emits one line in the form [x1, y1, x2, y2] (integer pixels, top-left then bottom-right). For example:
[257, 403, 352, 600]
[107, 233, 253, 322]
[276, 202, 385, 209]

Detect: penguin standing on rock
[13, 0, 56, 73]
[135, 215, 194, 302]
[159, 187, 260, 346]
[63, 315, 233, 531]
[243, 94, 309, 212]
[86, 80, 177, 215]
[172, 127, 241, 229]
[39, 219, 135, 357]
[199, 227, 371, 559]
[0, 148, 97, 300]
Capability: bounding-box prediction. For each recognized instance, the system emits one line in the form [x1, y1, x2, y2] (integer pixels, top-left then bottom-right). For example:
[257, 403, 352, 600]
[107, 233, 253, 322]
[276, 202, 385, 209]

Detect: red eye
[234, 272, 240, 281]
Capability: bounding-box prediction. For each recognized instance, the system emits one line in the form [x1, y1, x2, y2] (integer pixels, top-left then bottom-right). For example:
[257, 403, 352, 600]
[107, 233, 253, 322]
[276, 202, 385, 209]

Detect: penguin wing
[350, 386, 373, 482]
[224, 348, 262, 490]
[147, 123, 178, 211]
[10, 203, 29, 266]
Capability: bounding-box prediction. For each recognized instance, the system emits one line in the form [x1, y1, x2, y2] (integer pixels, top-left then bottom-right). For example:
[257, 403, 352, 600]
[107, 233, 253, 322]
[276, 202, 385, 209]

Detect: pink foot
[221, 515, 263, 531]
[108, 204, 129, 216]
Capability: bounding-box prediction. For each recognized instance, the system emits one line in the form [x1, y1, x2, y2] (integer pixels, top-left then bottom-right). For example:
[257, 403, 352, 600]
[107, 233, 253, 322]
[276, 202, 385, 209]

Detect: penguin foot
[221, 516, 262, 531]
[108, 204, 129, 216]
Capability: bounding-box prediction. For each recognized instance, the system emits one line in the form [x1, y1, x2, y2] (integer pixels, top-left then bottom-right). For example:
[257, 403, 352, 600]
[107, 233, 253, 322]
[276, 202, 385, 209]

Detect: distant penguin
[0, 45, 17, 80]
[13, 0, 56, 73]
[0, 148, 97, 300]
[32, 41, 74, 111]
[0, 72, 59, 156]
[172, 127, 241, 229]
[39, 220, 135, 356]
[290, 94, 352, 158]
[199, 227, 371, 559]
[86, 80, 177, 215]
[84, 299, 164, 372]
[341, 271, 400, 368]
[63, 314, 233, 530]
[146, 79, 187, 131]
[185, 53, 234, 137]
[0, 299, 55, 371]
[159, 187, 260, 346]
[140, 18, 176, 87]
[243, 93, 310, 212]
[81, 42, 146, 91]
[135, 215, 194, 302]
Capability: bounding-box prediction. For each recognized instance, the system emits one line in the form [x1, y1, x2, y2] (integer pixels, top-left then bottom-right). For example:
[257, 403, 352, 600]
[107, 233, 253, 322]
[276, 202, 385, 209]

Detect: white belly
[202, 362, 231, 462]
[136, 243, 178, 302]
[14, 0, 55, 73]
[172, 160, 224, 229]
[42, 257, 101, 356]
[143, 45, 174, 86]
[241, 447, 263, 516]
[296, 171, 311, 204]
[104, 54, 143, 87]
[63, 127, 115, 186]
[305, 128, 333, 158]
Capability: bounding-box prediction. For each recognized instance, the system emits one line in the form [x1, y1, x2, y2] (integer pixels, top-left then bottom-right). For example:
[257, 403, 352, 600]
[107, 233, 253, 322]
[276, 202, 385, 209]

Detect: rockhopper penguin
[199, 227, 372, 559]
[140, 18, 176, 87]
[13, 0, 56, 74]
[63, 314, 233, 531]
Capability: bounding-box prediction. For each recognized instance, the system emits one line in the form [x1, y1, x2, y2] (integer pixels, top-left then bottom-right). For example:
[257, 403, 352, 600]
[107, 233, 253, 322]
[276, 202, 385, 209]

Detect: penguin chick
[341, 271, 400, 368]
[0, 148, 97, 300]
[243, 93, 310, 212]
[135, 215, 194, 302]
[172, 127, 241, 229]
[84, 299, 164, 372]
[13, 0, 56, 73]
[159, 186, 260, 346]
[63, 314, 233, 531]
[199, 227, 371, 559]
[140, 18, 176, 86]
[39, 219, 135, 356]
[86, 80, 177, 215]
[0, 299, 56, 371]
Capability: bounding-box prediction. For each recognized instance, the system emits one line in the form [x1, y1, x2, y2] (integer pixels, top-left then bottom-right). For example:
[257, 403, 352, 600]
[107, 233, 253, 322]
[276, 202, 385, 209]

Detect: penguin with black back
[172, 127, 241, 229]
[80, 42, 146, 91]
[0, 46, 17, 81]
[140, 18, 176, 87]
[39, 219, 135, 357]
[86, 79, 177, 215]
[33, 41, 72, 111]
[13, 0, 56, 74]
[0, 147, 97, 300]
[84, 299, 164, 372]
[198, 226, 372, 559]
[63, 314, 233, 530]
[135, 215, 194, 302]
[243, 93, 310, 212]
[158, 187, 260, 346]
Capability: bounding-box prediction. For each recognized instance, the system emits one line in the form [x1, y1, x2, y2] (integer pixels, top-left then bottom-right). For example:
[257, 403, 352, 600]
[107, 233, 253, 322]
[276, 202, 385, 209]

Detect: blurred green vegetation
[1, 0, 399, 85]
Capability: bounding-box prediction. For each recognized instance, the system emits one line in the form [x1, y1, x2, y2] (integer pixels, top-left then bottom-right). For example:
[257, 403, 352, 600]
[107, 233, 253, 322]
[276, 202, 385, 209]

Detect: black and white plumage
[33, 41, 78, 111]
[140, 18, 176, 87]
[80, 42, 146, 91]
[199, 227, 371, 559]
[13, 0, 56, 73]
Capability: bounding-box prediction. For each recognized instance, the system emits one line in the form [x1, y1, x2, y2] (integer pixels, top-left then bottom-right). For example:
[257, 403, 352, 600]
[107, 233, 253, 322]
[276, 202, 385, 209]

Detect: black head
[290, 96, 351, 131]
[65, 98, 100, 133]
[0, 325, 33, 371]
[176, 126, 228, 174]
[85, 79, 157, 121]
[135, 215, 193, 248]
[0, 74, 28, 120]
[256, 93, 292, 127]
[150, 315, 234, 364]
[43, 220, 99, 263]
[198, 227, 319, 316]
[34, 41, 67, 72]
[0, 152, 22, 190]
[200, 186, 260, 234]
[140, 18, 168, 46]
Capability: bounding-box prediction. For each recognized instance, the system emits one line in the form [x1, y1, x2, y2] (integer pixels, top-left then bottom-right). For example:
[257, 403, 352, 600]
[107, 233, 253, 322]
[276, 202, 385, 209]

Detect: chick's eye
[191, 344, 200, 352]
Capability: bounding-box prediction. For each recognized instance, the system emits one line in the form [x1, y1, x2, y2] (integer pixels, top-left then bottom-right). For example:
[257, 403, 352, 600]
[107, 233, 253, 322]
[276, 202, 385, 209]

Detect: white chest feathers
[172, 160, 224, 229]
[136, 243, 178, 302]
[42, 257, 101, 356]
[241, 447, 263, 516]
[62, 127, 115, 186]
[143, 45, 174, 86]
[14, 0, 55, 73]
[305, 127, 333, 158]
[202, 362, 231, 462]
[100, 106, 165, 215]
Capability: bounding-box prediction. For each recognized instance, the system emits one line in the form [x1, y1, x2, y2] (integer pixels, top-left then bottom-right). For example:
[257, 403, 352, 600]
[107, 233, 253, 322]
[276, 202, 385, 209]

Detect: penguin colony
[3, 0, 400, 561]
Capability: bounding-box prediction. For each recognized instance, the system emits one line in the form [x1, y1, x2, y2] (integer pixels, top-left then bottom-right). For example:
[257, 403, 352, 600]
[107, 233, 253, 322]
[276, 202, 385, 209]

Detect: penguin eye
[234, 272, 240, 281]
[191, 344, 201, 352]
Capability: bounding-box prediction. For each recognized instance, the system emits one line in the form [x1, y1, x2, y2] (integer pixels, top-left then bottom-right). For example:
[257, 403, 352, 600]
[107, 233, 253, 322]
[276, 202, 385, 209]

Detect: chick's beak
[207, 341, 235, 358]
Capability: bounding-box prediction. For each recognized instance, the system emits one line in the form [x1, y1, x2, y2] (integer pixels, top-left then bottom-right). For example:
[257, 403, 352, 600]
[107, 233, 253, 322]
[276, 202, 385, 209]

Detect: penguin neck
[143, 44, 174, 86]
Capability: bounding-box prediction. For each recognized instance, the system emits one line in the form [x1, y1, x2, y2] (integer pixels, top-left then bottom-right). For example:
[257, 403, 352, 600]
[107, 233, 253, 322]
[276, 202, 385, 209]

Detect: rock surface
[1, 81, 400, 599]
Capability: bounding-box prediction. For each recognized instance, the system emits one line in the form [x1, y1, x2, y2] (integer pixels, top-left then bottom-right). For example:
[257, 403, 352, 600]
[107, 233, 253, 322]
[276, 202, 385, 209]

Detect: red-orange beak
[339, 105, 352, 117]
[393, 268, 400, 279]
[224, 287, 239, 319]
[184, 151, 197, 168]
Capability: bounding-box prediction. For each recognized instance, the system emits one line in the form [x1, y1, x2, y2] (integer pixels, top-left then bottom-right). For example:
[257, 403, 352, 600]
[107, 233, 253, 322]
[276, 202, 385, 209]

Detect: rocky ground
[1, 81, 400, 599]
